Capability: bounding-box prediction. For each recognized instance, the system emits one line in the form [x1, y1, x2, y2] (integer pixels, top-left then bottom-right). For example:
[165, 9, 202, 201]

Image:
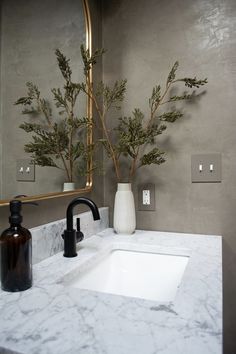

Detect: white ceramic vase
[63, 182, 76, 192]
[113, 183, 136, 234]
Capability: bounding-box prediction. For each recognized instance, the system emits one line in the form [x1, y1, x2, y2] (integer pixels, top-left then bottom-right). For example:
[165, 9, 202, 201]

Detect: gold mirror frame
[0, 0, 93, 207]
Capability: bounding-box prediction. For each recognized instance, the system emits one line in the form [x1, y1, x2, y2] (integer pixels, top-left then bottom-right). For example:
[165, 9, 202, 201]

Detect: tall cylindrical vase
[113, 183, 136, 234]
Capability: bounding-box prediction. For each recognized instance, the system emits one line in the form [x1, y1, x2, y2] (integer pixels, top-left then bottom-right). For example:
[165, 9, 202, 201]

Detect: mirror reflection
[0, 0, 89, 201]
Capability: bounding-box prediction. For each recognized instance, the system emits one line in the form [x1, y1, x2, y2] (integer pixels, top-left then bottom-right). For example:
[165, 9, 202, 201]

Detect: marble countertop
[0, 229, 222, 354]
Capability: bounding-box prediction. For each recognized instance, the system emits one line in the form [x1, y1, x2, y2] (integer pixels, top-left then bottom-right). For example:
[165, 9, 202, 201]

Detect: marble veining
[0, 229, 222, 354]
[31, 207, 109, 264]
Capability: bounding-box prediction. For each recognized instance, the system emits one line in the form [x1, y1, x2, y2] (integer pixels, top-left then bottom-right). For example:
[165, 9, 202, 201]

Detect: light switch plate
[138, 183, 155, 211]
[16, 159, 35, 182]
[191, 154, 222, 183]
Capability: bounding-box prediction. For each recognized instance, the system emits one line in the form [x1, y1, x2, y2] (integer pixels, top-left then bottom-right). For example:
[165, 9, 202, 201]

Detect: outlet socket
[138, 183, 155, 211]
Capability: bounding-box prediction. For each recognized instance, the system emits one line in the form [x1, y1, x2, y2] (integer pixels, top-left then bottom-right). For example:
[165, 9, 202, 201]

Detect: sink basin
[65, 247, 189, 302]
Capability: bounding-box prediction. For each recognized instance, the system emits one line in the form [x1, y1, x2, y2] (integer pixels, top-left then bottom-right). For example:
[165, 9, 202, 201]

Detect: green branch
[80, 46, 208, 182]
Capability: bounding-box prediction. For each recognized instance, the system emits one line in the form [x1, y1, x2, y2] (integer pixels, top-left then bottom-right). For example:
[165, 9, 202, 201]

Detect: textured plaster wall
[102, 0, 236, 352]
[0, 0, 103, 230]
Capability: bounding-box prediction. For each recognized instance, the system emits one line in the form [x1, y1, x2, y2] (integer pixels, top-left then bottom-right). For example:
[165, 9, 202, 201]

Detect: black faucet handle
[76, 217, 81, 231]
[76, 231, 84, 242]
[62, 230, 83, 242]
[76, 218, 84, 242]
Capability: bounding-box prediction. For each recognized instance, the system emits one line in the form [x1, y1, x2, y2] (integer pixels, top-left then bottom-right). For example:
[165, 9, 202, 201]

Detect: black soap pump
[0, 200, 32, 292]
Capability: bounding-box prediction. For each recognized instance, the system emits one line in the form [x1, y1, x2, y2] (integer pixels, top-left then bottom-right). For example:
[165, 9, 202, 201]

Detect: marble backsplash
[31, 207, 109, 264]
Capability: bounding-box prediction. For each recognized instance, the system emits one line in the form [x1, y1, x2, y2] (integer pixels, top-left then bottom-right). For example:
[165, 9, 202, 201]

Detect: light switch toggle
[199, 164, 203, 172]
[26, 167, 30, 173]
[210, 164, 214, 172]
[19, 167, 24, 173]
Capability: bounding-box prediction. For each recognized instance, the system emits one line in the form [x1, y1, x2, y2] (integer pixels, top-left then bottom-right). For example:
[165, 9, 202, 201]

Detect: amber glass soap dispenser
[0, 200, 32, 292]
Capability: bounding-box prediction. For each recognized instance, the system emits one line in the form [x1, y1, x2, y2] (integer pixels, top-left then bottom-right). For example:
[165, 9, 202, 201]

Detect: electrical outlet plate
[191, 153, 222, 183]
[138, 183, 155, 211]
[16, 159, 35, 182]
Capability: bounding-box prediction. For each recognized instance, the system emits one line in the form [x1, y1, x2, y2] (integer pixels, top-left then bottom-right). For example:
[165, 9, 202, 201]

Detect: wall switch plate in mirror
[16, 159, 35, 182]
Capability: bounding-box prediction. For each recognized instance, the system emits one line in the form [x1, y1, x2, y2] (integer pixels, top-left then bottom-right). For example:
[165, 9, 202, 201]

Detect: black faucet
[62, 197, 100, 258]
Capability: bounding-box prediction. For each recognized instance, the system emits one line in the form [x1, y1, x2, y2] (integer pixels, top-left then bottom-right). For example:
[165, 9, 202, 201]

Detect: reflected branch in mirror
[15, 51, 92, 185]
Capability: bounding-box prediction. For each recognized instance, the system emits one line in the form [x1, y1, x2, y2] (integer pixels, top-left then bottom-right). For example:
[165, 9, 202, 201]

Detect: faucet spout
[63, 197, 100, 258]
[66, 197, 100, 231]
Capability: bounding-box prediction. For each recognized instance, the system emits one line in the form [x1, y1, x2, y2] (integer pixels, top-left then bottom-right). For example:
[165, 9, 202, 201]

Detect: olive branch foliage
[15, 50, 92, 183]
[80, 45, 207, 182]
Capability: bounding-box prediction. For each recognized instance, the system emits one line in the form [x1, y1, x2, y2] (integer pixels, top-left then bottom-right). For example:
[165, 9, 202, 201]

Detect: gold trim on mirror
[0, 0, 93, 206]
[83, 0, 93, 189]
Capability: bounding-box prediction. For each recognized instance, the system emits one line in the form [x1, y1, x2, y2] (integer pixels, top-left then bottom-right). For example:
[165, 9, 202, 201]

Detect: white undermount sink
[63, 244, 189, 302]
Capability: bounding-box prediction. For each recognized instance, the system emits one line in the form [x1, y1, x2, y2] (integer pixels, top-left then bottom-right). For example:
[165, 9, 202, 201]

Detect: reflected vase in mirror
[113, 183, 136, 235]
[63, 183, 76, 192]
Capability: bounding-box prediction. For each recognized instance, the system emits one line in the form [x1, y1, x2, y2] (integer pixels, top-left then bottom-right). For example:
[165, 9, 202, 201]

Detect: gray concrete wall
[0, 0, 104, 230]
[102, 0, 236, 352]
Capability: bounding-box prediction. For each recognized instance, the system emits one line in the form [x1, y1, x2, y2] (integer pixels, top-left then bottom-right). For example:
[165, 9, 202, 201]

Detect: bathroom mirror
[0, 0, 93, 206]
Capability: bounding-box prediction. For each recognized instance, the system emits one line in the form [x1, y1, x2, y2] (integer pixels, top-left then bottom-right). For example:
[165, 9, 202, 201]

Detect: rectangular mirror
[0, 0, 93, 206]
